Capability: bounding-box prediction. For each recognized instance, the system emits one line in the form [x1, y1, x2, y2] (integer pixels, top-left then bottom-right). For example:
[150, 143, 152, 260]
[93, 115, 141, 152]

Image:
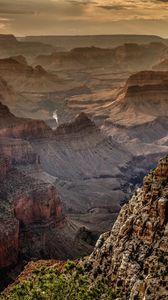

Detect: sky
[0, 0, 168, 37]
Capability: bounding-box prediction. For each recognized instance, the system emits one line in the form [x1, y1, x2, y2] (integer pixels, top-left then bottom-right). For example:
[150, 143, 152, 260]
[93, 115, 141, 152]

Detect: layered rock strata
[87, 156, 168, 299]
[106, 70, 168, 126]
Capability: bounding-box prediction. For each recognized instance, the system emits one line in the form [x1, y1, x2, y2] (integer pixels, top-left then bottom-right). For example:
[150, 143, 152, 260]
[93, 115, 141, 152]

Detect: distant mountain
[34, 43, 167, 72]
[0, 34, 55, 60]
[0, 56, 61, 93]
[21, 34, 167, 50]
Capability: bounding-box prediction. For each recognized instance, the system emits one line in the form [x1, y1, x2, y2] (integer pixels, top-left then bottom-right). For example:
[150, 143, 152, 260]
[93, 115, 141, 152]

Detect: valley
[0, 33, 168, 296]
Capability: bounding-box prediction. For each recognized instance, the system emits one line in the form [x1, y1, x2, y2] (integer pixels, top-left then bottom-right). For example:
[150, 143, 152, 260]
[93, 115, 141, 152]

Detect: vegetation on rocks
[0, 261, 123, 300]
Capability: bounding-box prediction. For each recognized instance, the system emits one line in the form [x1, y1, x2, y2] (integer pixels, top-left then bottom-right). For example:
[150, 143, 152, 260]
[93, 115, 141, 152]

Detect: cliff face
[87, 156, 168, 299]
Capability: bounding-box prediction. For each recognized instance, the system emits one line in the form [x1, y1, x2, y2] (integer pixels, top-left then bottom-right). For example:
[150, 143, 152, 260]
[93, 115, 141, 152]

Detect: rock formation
[0, 57, 60, 93]
[86, 156, 168, 299]
[105, 70, 168, 126]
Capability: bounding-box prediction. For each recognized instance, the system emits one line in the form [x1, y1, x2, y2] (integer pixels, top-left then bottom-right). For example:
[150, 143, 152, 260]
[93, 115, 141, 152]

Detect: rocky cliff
[86, 156, 168, 299]
[105, 70, 168, 126]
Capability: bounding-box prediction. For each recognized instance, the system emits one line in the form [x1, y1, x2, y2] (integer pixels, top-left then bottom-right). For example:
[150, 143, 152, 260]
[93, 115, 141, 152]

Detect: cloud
[98, 5, 126, 10]
[98, 4, 136, 10]
[68, 0, 97, 5]
[156, 0, 168, 2]
[0, 0, 167, 36]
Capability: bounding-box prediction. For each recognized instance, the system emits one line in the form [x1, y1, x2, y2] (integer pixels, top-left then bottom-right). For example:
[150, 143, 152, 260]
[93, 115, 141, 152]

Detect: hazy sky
[0, 0, 168, 37]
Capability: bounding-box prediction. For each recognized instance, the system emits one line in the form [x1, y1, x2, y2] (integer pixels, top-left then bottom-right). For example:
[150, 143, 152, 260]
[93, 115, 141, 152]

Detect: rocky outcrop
[106, 70, 168, 126]
[86, 156, 168, 299]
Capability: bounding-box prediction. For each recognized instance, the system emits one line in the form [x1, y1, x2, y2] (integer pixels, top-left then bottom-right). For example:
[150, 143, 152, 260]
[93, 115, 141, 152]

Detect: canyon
[0, 102, 94, 290]
[0, 34, 168, 295]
